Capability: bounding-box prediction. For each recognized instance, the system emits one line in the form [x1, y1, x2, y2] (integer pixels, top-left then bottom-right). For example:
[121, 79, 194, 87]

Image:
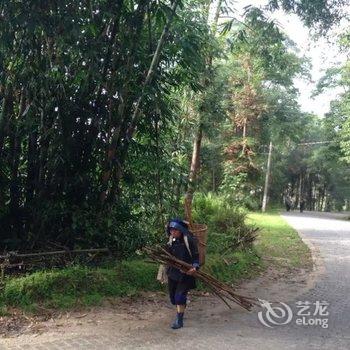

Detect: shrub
[192, 193, 246, 227]
[192, 192, 256, 254]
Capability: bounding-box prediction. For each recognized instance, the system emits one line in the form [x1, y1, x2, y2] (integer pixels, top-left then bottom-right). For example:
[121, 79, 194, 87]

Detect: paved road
[281, 212, 350, 340]
[2, 212, 350, 349]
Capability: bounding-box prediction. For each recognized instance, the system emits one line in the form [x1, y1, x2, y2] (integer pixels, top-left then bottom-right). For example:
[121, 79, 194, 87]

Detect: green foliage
[198, 7, 307, 210]
[268, 0, 348, 33]
[202, 249, 261, 285]
[280, 28, 350, 211]
[0, 252, 261, 311]
[191, 193, 258, 253]
[192, 192, 246, 229]
[0, 0, 216, 252]
[69, 204, 150, 257]
[0, 262, 160, 310]
[0, 211, 316, 313]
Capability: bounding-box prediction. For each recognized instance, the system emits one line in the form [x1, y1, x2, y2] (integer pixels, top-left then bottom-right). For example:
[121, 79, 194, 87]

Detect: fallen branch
[221, 227, 259, 256]
[0, 248, 110, 260]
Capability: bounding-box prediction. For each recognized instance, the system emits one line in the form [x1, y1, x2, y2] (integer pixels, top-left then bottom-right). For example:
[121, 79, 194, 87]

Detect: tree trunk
[298, 171, 303, 209]
[0, 85, 13, 209]
[38, 108, 49, 198]
[321, 183, 327, 211]
[184, 0, 221, 223]
[262, 141, 273, 212]
[26, 130, 38, 204]
[0, 85, 12, 156]
[211, 0, 223, 32]
[184, 127, 203, 224]
[8, 90, 26, 238]
[307, 174, 312, 211]
[155, 115, 166, 228]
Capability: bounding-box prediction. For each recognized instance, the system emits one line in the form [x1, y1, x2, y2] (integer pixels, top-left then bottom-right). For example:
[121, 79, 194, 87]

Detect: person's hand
[186, 267, 196, 275]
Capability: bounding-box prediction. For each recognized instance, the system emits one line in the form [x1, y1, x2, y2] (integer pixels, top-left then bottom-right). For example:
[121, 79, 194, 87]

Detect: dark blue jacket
[166, 232, 200, 288]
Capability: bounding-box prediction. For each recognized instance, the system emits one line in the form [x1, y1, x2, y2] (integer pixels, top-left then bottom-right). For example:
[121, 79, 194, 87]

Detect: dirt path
[1, 212, 349, 349]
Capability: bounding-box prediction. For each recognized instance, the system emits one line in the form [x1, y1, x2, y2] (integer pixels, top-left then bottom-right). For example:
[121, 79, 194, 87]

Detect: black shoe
[171, 312, 184, 329]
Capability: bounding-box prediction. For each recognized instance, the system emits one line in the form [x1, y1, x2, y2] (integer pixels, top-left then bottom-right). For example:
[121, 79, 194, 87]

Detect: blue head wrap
[167, 218, 189, 236]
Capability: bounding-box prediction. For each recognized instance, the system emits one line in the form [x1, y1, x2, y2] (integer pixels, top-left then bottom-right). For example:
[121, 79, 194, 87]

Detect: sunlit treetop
[268, 0, 349, 33]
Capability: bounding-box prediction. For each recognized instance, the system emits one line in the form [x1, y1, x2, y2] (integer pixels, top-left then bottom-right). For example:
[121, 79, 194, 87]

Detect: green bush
[205, 250, 261, 283]
[192, 193, 255, 254]
[192, 192, 246, 229]
[3, 200, 150, 257]
[71, 203, 150, 257]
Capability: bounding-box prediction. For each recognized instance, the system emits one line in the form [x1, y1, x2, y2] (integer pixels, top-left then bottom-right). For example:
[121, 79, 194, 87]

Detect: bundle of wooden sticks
[144, 246, 259, 311]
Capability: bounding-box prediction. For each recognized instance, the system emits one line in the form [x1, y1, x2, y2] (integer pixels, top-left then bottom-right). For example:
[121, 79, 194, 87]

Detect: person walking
[300, 198, 306, 213]
[166, 218, 200, 329]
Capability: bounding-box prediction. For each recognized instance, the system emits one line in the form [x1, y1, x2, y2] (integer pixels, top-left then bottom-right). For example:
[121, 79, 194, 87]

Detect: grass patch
[0, 260, 161, 312]
[247, 211, 312, 269]
[0, 251, 261, 312]
[203, 249, 262, 285]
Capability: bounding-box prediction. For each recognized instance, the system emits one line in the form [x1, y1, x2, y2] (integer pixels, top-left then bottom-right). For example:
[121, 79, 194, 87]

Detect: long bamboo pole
[0, 248, 109, 260]
[125, 0, 180, 141]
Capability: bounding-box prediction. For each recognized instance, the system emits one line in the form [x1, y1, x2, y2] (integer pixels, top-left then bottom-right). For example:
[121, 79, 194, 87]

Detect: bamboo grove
[0, 0, 213, 251]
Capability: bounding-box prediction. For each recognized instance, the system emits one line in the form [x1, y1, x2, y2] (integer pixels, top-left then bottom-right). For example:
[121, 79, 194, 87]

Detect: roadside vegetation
[249, 212, 313, 270]
[0, 201, 312, 314]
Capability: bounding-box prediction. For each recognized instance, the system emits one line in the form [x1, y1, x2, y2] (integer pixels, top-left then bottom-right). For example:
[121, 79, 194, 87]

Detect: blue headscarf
[167, 218, 190, 236]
